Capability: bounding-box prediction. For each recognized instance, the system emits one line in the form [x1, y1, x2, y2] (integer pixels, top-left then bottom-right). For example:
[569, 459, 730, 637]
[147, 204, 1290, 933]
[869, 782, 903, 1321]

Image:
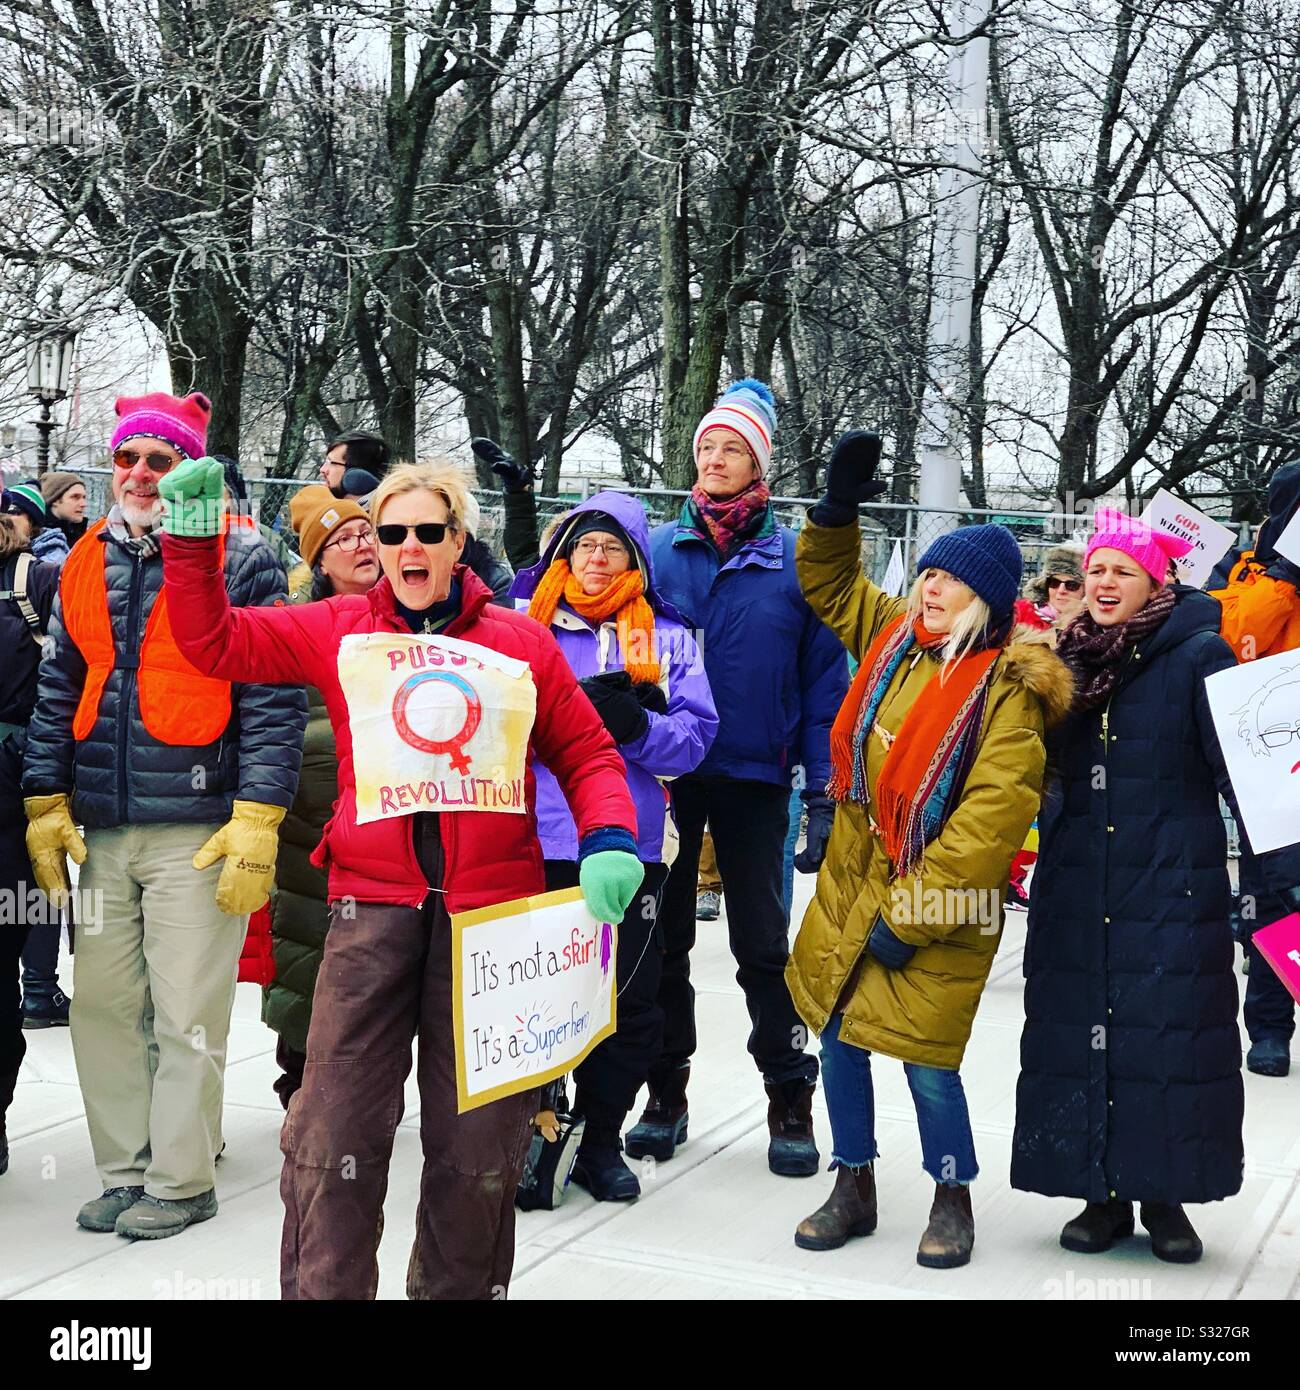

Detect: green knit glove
[579, 850, 644, 925]
[158, 456, 226, 537]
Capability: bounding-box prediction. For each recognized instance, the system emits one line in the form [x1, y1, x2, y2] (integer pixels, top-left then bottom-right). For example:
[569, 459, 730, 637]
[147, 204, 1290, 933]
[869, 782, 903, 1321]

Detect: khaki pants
[698, 829, 721, 894]
[74, 822, 245, 1199]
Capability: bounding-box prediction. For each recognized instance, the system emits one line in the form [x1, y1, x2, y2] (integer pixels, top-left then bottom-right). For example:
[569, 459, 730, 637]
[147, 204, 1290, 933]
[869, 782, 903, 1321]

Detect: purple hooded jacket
[509, 491, 718, 863]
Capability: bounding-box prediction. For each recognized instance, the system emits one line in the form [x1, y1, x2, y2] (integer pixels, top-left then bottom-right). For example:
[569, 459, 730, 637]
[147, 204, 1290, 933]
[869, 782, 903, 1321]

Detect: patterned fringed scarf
[828, 614, 1000, 877]
[1055, 586, 1175, 713]
[681, 481, 774, 560]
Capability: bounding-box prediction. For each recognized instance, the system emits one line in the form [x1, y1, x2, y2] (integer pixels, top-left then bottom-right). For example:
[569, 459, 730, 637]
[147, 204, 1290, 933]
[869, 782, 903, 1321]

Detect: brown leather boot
[916, 1183, 974, 1268]
[794, 1164, 877, 1250]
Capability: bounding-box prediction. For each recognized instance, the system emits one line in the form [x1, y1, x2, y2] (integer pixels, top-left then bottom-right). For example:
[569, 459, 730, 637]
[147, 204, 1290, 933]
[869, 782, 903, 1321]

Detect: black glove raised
[631, 680, 668, 716]
[793, 796, 835, 874]
[579, 671, 649, 744]
[472, 436, 534, 493]
[811, 430, 887, 527]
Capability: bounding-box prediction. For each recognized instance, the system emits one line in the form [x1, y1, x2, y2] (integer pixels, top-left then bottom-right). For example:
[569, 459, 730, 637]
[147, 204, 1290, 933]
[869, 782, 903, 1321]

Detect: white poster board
[336, 632, 536, 823]
[1139, 490, 1235, 589]
[881, 540, 905, 598]
[1205, 651, 1300, 854]
[1273, 506, 1300, 569]
[452, 887, 617, 1112]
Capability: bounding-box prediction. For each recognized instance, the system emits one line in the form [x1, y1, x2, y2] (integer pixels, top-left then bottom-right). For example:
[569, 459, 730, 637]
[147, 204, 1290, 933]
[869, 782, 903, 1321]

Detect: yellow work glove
[193, 800, 287, 916]
[24, 794, 87, 903]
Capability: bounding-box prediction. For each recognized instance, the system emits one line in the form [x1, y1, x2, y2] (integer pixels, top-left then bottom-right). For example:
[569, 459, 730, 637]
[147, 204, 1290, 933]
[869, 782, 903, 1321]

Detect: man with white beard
[22, 391, 306, 1240]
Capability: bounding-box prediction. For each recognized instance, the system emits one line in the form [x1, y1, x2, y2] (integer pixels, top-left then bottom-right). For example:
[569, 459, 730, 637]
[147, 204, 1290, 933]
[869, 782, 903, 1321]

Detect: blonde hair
[371, 458, 474, 532]
[904, 571, 994, 679]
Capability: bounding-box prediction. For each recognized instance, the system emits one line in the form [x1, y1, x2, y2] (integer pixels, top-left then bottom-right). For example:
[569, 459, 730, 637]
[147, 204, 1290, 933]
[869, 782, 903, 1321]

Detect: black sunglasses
[376, 522, 449, 546]
[1047, 576, 1083, 593]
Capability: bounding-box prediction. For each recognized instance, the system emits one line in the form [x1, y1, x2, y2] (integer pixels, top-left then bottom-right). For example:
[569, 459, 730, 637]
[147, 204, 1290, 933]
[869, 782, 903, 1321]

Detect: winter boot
[21, 989, 71, 1029]
[625, 1061, 690, 1162]
[1247, 1038, 1291, 1077]
[76, 1186, 146, 1233]
[696, 890, 721, 921]
[916, 1183, 974, 1268]
[1140, 1203, 1203, 1264]
[1060, 1199, 1135, 1253]
[571, 1119, 641, 1202]
[766, 1079, 820, 1177]
[794, 1164, 877, 1250]
[115, 1189, 219, 1241]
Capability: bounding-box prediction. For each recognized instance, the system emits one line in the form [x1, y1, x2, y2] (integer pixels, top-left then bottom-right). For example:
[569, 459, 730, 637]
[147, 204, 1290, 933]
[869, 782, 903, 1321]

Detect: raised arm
[796, 515, 906, 662]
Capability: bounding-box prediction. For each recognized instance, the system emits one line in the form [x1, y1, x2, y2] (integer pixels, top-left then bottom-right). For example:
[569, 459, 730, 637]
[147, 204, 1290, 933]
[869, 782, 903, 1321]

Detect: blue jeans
[819, 1013, 978, 1184]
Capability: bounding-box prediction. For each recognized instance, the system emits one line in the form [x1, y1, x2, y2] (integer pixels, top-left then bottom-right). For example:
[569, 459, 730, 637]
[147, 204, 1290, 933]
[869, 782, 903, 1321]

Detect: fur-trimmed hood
[1001, 631, 1074, 727]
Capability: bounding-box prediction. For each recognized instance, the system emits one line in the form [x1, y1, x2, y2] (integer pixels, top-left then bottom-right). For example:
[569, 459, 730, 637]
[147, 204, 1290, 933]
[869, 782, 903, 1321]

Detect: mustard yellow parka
[786, 518, 1073, 1070]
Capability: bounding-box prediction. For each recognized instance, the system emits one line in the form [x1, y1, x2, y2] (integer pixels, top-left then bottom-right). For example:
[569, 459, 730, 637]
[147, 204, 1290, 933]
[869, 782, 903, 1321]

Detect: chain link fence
[65, 466, 1091, 583]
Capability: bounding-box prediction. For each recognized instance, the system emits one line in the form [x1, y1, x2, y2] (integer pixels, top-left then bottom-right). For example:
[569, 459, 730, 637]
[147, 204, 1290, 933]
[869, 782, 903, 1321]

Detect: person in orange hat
[21, 390, 308, 1240]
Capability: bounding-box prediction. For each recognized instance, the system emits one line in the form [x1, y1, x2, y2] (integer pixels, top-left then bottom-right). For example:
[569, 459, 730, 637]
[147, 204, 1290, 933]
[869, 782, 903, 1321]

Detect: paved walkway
[4, 873, 1297, 1300]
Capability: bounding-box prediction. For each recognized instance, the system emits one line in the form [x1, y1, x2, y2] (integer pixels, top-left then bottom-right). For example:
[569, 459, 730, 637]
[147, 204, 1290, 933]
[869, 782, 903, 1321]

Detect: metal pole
[918, 0, 990, 536]
[35, 397, 53, 476]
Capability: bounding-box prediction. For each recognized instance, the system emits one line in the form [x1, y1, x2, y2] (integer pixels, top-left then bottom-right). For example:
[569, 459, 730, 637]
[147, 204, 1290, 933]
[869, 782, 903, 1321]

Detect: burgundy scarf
[687, 480, 772, 560]
[1056, 586, 1176, 713]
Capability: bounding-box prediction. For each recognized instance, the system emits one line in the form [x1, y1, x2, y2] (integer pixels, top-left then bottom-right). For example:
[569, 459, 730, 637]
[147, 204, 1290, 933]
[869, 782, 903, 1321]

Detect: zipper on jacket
[117, 550, 146, 825]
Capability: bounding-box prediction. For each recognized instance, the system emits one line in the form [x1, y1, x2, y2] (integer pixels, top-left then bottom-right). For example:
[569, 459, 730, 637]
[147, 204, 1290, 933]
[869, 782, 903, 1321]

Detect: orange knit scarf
[527, 560, 661, 684]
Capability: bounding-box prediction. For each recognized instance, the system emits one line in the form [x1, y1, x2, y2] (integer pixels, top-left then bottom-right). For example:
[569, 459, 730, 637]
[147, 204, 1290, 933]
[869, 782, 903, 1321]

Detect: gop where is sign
[336, 631, 537, 824]
[452, 887, 617, 1112]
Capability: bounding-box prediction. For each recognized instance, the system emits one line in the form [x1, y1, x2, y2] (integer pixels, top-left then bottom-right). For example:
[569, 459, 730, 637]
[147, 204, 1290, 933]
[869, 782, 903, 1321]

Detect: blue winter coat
[648, 510, 847, 792]
[23, 522, 307, 828]
[510, 491, 718, 863]
[1011, 588, 1299, 1205]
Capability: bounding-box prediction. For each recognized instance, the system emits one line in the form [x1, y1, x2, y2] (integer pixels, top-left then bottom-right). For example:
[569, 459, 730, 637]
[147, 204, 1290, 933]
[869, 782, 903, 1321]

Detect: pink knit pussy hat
[1085, 506, 1193, 585]
[109, 391, 211, 460]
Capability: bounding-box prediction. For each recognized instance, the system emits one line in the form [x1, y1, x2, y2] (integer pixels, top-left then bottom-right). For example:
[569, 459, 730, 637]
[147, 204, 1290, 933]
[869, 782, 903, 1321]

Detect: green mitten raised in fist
[159, 456, 227, 537]
[579, 849, 645, 925]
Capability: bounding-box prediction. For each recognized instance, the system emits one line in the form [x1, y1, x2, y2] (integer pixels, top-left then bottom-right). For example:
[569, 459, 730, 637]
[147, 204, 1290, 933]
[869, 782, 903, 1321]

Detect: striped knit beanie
[110, 391, 211, 461]
[2, 480, 46, 525]
[693, 379, 778, 477]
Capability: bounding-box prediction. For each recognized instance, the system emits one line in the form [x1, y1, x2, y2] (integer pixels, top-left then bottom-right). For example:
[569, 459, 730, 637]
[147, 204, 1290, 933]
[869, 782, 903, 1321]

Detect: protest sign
[1139, 489, 1235, 589]
[881, 540, 905, 597]
[1252, 914, 1300, 1006]
[452, 887, 617, 1112]
[337, 631, 536, 824]
[1205, 650, 1300, 854]
[1273, 505, 1300, 570]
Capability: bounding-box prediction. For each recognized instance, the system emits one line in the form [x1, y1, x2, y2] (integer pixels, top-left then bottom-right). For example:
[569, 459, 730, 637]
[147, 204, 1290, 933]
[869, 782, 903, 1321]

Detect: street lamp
[26, 329, 77, 476]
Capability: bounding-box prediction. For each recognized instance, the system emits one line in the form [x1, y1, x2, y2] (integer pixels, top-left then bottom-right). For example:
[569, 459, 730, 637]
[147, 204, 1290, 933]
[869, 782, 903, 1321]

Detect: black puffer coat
[1012, 588, 1299, 1205]
[23, 524, 306, 826]
[0, 550, 59, 727]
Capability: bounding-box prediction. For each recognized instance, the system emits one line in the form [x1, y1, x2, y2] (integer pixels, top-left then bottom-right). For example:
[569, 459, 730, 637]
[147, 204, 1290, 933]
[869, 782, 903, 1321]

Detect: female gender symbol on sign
[391, 670, 483, 773]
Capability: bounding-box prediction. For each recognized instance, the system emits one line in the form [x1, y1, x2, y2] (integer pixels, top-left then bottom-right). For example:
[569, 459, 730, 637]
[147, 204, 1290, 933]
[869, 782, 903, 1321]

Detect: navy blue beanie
[917, 523, 1022, 621]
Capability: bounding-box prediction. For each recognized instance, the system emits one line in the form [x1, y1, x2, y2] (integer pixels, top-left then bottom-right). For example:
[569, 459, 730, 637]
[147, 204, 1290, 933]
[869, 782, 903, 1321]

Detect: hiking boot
[625, 1062, 690, 1162]
[766, 1079, 820, 1177]
[1060, 1199, 1135, 1253]
[1247, 1038, 1291, 1077]
[76, 1186, 146, 1232]
[22, 990, 71, 1029]
[696, 890, 721, 921]
[916, 1183, 974, 1268]
[1140, 1203, 1203, 1264]
[115, 1189, 218, 1240]
[794, 1164, 877, 1250]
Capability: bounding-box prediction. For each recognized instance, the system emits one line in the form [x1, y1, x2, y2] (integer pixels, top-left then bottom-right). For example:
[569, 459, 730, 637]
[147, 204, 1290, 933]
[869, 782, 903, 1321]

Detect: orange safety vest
[60, 517, 232, 746]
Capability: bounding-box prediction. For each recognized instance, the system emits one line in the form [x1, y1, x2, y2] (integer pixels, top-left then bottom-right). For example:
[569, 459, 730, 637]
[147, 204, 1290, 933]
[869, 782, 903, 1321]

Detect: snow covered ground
[3, 870, 1298, 1301]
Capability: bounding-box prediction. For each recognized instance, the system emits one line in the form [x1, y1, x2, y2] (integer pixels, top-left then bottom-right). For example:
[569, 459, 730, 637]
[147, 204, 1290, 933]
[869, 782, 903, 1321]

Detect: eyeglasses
[572, 539, 628, 560]
[1048, 577, 1083, 594]
[324, 527, 375, 554]
[113, 448, 178, 473]
[376, 522, 449, 546]
[1260, 723, 1300, 750]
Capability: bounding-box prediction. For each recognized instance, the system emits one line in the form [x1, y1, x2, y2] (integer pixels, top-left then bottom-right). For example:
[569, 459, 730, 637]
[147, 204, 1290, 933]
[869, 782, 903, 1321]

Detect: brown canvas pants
[279, 819, 537, 1300]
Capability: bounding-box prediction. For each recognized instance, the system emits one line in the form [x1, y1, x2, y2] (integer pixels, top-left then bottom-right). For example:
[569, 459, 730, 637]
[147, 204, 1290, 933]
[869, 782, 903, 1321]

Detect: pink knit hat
[1085, 506, 1193, 585]
[110, 391, 211, 460]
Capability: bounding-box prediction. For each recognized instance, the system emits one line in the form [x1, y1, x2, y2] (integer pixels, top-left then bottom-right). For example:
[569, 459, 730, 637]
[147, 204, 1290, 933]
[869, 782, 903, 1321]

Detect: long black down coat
[23, 523, 306, 827]
[1011, 587, 1298, 1206]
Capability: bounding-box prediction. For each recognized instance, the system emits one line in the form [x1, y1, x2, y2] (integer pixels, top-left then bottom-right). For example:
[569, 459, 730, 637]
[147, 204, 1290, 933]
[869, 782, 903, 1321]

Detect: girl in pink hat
[1012, 506, 1300, 1265]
